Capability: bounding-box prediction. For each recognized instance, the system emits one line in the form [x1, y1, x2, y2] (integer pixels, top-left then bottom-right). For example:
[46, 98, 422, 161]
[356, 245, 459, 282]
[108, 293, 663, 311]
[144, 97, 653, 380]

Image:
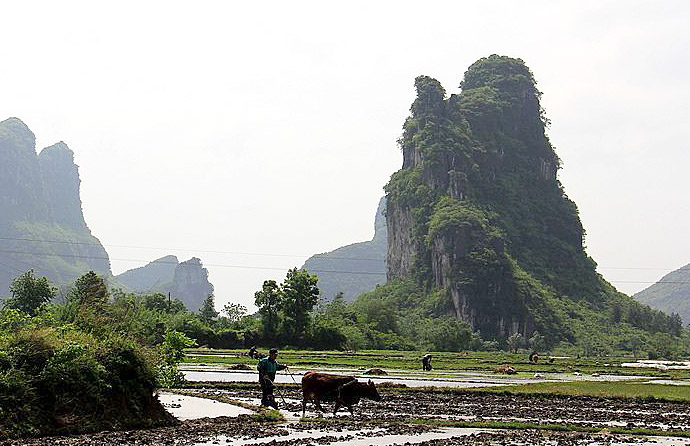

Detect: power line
[0, 248, 387, 276]
[4, 247, 690, 284]
[610, 280, 690, 285]
[2, 236, 690, 271]
[0, 236, 385, 262]
[599, 266, 690, 271]
[0, 261, 22, 275]
[3, 237, 690, 282]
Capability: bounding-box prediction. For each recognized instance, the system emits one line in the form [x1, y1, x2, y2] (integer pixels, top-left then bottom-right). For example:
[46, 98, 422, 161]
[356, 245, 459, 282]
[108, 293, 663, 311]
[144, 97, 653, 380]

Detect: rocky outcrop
[0, 118, 111, 294]
[116, 255, 179, 292]
[116, 256, 213, 312]
[385, 56, 603, 339]
[171, 258, 214, 312]
[39, 142, 88, 231]
[635, 264, 690, 325]
[302, 197, 387, 302]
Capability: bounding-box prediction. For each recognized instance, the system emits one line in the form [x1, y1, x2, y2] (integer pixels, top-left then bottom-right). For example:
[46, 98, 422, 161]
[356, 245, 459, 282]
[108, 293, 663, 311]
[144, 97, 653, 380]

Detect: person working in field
[257, 348, 287, 409]
[422, 353, 433, 371]
[248, 346, 258, 359]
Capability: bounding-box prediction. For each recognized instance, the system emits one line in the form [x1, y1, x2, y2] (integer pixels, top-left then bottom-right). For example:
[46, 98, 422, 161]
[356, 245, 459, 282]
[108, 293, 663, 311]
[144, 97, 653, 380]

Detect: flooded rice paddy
[6, 384, 690, 445]
[158, 391, 253, 419]
[181, 365, 651, 388]
[5, 365, 690, 445]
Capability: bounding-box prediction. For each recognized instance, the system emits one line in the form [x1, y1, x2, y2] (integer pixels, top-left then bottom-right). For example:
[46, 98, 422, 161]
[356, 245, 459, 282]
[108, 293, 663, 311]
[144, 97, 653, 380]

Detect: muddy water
[157, 391, 253, 419]
[183, 369, 512, 388]
[622, 360, 690, 370]
[181, 367, 651, 388]
[6, 387, 690, 446]
[192, 427, 495, 446]
[191, 429, 690, 446]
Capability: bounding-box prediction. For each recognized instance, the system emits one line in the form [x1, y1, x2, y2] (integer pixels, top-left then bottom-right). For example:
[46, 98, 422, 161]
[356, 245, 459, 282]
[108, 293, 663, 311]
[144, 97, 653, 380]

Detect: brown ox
[301, 372, 381, 417]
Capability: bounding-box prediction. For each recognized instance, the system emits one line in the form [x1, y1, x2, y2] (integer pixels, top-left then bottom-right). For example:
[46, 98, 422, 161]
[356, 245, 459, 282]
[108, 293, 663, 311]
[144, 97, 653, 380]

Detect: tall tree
[254, 280, 282, 338]
[222, 302, 247, 324]
[280, 268, 319, 341]
[72, 271, 109, 310]
[5, 269, 56, 316]
[507, 332, 523, 354]
[199, 294, 219, 325]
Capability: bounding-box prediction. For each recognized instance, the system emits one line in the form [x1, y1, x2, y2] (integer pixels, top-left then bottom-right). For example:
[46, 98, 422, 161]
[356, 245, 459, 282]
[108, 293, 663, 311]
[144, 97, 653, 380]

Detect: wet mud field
[183, 385, 690, 431]
[4, 386, 690, 445]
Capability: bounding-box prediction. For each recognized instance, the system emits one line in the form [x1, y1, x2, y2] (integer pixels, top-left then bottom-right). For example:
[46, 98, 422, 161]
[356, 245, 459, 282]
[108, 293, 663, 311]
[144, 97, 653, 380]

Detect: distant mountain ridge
[0, 117, 111, 293]
[634, 263, 690, 324]
[0, 117, 213, 312]
[301, 197, 387, 302]
[116, 256, 214, 312]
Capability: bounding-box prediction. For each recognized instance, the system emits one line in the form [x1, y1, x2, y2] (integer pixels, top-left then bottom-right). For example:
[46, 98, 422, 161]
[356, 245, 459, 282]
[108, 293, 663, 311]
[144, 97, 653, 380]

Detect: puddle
[183, 369, 520, 388]
[190, 426, 690, 446]
[622, 360, 690, 370]
[192, 427, 494, 446]
[645, 379, 690, 386]
[608, 437, 690, 446]
[158, 391, 253, 420]
[181, 367, 655, 388]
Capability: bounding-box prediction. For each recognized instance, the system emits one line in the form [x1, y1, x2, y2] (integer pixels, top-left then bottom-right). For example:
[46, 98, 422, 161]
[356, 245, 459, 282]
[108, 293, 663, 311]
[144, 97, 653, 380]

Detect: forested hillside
[635, 263, 690, 327]
[302, 197, 386, 302]
[0, 118, 111, 293]
[373, 55, 683, 351]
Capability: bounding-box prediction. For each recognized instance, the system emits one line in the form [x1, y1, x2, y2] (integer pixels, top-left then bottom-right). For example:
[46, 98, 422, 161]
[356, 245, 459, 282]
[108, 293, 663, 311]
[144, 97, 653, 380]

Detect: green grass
[250, 409, 284, 422]
[474, 381, 690, 402]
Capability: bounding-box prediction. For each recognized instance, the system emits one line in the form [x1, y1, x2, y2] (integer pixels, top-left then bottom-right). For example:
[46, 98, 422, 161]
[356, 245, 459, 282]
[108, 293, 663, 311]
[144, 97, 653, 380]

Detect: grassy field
[476, 381, 690, 401]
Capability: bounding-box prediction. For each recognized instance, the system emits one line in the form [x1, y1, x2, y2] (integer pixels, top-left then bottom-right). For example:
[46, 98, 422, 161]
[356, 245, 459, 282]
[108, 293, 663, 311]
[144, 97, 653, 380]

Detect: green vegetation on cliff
[382, 55, 684, 350]
[0, 118, 111, 296]
[634, 263, 690, 327]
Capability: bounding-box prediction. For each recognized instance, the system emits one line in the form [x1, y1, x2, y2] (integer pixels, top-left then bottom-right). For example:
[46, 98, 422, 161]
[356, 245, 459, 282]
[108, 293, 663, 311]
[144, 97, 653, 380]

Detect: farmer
[422, 353, 432, 371]
[257, 348, 286, 409]
[248, 346, 258, 359]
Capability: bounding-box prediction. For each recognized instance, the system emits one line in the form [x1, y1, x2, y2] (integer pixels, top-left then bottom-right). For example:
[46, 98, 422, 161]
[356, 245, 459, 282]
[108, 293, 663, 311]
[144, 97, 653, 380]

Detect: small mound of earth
[362, 368, 387, 375]
[230, 364, 252, 370]
[494, 365, 517, 375]
[376, 382, 407, 388]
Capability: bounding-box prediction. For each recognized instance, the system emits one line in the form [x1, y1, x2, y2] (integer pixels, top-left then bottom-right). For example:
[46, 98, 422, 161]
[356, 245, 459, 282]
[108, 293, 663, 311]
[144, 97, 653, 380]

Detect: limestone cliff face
[386, 56, 601, 339]
[302, 197, 387, 302]
[0, 118, 47, 222]
[39, 142, 87, 231]
[116, 255, 213, 312]
[171, 257, 214, 312]
[116, 255, 179, 292]
[0, 117, 110, 294]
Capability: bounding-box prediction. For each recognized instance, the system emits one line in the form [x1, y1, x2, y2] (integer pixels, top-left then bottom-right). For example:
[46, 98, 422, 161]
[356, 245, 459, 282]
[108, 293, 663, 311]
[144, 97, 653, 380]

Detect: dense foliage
[382, 55, 686, 349]
[0, 118, 111, 298]
[0, 271, 190, 439]
[1, 263, 686, 439]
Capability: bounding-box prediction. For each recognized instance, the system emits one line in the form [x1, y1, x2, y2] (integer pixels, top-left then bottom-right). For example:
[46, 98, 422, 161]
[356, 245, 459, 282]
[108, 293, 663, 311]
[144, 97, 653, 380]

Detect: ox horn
[368, 379, 373, 385]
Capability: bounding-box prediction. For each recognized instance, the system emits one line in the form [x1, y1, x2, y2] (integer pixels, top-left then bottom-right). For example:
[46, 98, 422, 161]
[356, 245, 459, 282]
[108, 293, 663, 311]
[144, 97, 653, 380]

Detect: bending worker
[257, 347, 286, 409]
[422, 353, 432, 371]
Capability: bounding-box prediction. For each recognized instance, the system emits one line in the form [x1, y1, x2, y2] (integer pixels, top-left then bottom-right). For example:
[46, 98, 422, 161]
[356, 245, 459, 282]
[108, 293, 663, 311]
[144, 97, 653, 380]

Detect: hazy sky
[2, 1, 689, 311]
